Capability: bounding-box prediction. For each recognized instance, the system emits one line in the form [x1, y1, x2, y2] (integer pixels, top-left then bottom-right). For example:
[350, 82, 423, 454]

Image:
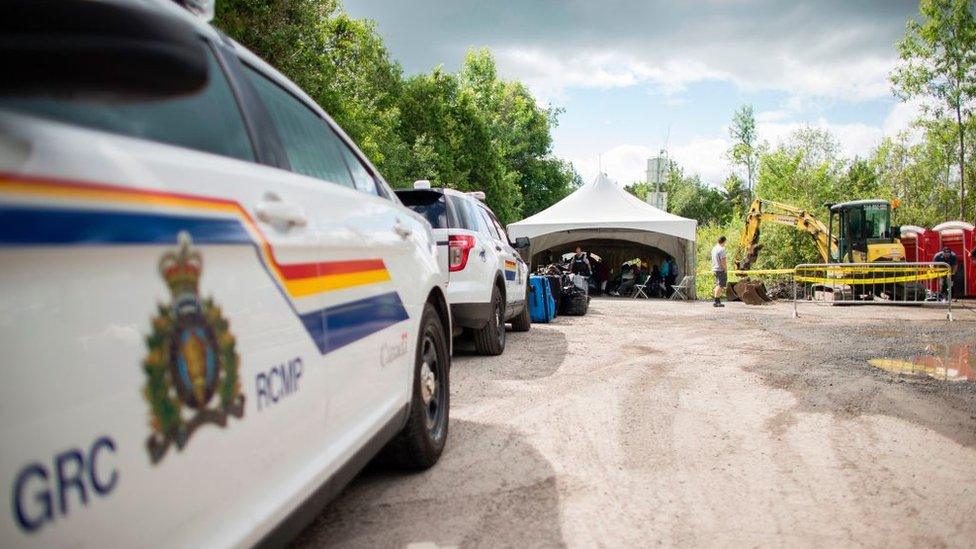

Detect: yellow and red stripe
[0, 174, 390, 299]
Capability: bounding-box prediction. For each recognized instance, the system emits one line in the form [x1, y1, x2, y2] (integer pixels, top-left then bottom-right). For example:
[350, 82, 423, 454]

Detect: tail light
[448, 234, 476, 272]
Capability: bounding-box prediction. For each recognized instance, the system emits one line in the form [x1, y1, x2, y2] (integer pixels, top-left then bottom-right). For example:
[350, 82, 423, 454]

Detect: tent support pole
[685, 239, 697, 300]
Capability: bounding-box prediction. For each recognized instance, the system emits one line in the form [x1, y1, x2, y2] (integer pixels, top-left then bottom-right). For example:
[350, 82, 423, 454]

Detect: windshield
[863, 204, 890, 239]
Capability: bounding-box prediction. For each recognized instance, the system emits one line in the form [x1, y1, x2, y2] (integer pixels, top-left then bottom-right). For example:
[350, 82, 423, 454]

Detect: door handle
[255, 193, 307, 229]
[393, 219, 412, 239]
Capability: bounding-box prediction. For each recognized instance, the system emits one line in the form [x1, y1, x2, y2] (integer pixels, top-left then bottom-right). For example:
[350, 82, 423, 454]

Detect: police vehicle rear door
[240, 57, 421, 513]
[326, 137, 426, 447]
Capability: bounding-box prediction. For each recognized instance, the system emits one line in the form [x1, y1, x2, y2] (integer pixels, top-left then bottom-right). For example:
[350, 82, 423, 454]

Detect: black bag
[559, 281, 589, 316]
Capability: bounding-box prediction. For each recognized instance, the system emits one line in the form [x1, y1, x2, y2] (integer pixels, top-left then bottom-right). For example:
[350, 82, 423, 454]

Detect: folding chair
[669, 275, 694, 300]
[631, 274, 652, 299]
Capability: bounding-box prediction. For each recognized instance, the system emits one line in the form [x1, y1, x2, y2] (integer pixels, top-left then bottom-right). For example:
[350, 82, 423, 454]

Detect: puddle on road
[868, 343, 976, 382]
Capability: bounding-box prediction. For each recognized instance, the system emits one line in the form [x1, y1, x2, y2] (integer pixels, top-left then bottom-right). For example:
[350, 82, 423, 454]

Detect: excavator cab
[826, 200, 904, 263]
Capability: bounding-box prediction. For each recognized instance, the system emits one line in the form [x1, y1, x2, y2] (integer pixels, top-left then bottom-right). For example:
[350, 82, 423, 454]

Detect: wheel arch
[425, 286, 452, 357]
[494, 272, 506, 300]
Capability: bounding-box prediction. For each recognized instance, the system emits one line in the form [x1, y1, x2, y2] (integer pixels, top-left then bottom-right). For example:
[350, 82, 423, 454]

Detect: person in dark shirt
[650, 265, 663, 297]
[664, 257, 678, 295]
[570, 246, 591, 277]
[933, 246, 958, 300]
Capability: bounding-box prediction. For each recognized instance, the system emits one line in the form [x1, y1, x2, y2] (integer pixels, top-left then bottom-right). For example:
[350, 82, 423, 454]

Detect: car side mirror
[514, 237, 530, 249]
[0, 0, 209, 101]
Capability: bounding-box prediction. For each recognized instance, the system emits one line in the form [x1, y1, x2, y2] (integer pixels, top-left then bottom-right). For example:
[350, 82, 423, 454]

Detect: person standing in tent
[665, 256, 679, 296]
[570, 246, 592, 277]
[711, 236, 728, 307]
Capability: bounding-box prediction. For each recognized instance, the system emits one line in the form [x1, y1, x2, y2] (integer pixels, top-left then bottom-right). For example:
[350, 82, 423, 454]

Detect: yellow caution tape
[794, 270, 948, 285]
[701, 264, 950, 286]
[806, 266, 948, 273]
[730, 268, 796, 276]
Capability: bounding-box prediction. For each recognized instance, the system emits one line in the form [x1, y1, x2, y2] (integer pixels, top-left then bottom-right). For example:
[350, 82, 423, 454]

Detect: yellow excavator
[731, 198, 907, 303]
[736, 198, 905, 270]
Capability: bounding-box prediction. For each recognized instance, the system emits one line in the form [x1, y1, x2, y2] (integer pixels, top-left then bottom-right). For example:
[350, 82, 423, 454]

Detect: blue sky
[345, 0, 922, 186]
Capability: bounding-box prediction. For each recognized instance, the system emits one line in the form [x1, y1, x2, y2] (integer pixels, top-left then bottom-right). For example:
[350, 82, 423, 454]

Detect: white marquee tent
[508, 174, 698, 294]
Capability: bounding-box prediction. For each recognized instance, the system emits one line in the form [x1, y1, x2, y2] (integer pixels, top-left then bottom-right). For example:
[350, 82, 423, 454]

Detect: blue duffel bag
[528, 275, 556, 323]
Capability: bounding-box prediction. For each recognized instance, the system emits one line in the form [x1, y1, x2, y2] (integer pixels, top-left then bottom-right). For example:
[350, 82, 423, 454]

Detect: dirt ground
[293, 298, 976, 548]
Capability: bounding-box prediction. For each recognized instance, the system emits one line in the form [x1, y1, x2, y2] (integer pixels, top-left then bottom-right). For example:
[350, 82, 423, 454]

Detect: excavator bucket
[730, 278, 771, 305]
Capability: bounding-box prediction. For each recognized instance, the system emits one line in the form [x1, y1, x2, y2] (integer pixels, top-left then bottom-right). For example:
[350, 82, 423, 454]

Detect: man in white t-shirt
[711, 236, 727, 307]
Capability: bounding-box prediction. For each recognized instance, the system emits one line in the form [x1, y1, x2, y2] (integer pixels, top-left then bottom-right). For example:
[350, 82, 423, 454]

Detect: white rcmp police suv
[395, 182, 530, 355]
[0, 0, 451, 546]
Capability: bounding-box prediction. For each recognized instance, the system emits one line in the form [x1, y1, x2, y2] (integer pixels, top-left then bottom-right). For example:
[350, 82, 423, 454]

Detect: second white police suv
[396, 182, 531, 355]
[0, 0, 452, 547]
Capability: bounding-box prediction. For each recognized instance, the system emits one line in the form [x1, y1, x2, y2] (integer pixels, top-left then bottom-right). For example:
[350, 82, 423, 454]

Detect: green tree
[872, 122, 976, 227]
[747, 128, 847, 268]
[624, 181, 652, 201]
[214, 0, 408, 179]
[728, 104, 761, 199]
[395, 68, 523, 223]
[891, 0, 976, 221]
[661, 163, 733, 224]
[458, 49, 577, 219]
[722, 173, 749, 214]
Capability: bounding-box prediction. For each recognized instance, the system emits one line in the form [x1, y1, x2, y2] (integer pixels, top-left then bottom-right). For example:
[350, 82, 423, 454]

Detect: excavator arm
[737, 198, 837, 270]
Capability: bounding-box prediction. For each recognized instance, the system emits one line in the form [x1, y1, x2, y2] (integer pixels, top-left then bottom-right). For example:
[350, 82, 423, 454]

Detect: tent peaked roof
[508, 173, 697, 241]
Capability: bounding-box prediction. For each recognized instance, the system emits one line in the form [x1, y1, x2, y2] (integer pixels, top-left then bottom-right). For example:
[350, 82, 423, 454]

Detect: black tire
[510, 301, 531, 332]
[473, 287, 505, 355]
[379, 303, 450, 469]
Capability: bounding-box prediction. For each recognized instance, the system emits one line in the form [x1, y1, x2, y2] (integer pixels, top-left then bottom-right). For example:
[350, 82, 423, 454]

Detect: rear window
[398, 191, 450, 228]
[0, 50, 254, 162]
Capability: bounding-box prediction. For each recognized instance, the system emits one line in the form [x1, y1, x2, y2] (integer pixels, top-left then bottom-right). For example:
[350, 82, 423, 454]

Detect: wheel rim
[420, 329, 446, 440]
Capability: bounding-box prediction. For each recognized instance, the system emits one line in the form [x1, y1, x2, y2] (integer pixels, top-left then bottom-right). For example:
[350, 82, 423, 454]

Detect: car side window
[336, 142, 380, 196]
[487, 211, 511, 245]
[448, 196, 474, 230]
[243, 66, 355, 189]
[478, 207, 500, 239]
[0, 49, 253, 162]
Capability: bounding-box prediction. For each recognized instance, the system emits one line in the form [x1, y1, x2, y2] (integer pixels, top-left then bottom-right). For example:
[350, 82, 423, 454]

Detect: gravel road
[293, 298, 976, 548]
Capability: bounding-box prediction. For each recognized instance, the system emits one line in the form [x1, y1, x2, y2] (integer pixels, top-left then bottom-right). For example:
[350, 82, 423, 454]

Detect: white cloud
[497, 46, 897, 105]
[757, 118, 884, 160]
[670, 138, 733, 185]
[757, 98, 930, 160]
[349, 0, 918, 117]
[565, 138, 732, 188]
[883, 98, 926, 143]
[567, 144, 656, 185]
[748, 54, 895, 102]
[495, 48, 727, 103]
[565, 102, 920, 190]
[757, 109, 791, 123]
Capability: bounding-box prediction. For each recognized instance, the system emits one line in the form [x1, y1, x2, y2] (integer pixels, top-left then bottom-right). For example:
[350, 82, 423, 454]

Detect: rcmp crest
[142, 232, 244, 464]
